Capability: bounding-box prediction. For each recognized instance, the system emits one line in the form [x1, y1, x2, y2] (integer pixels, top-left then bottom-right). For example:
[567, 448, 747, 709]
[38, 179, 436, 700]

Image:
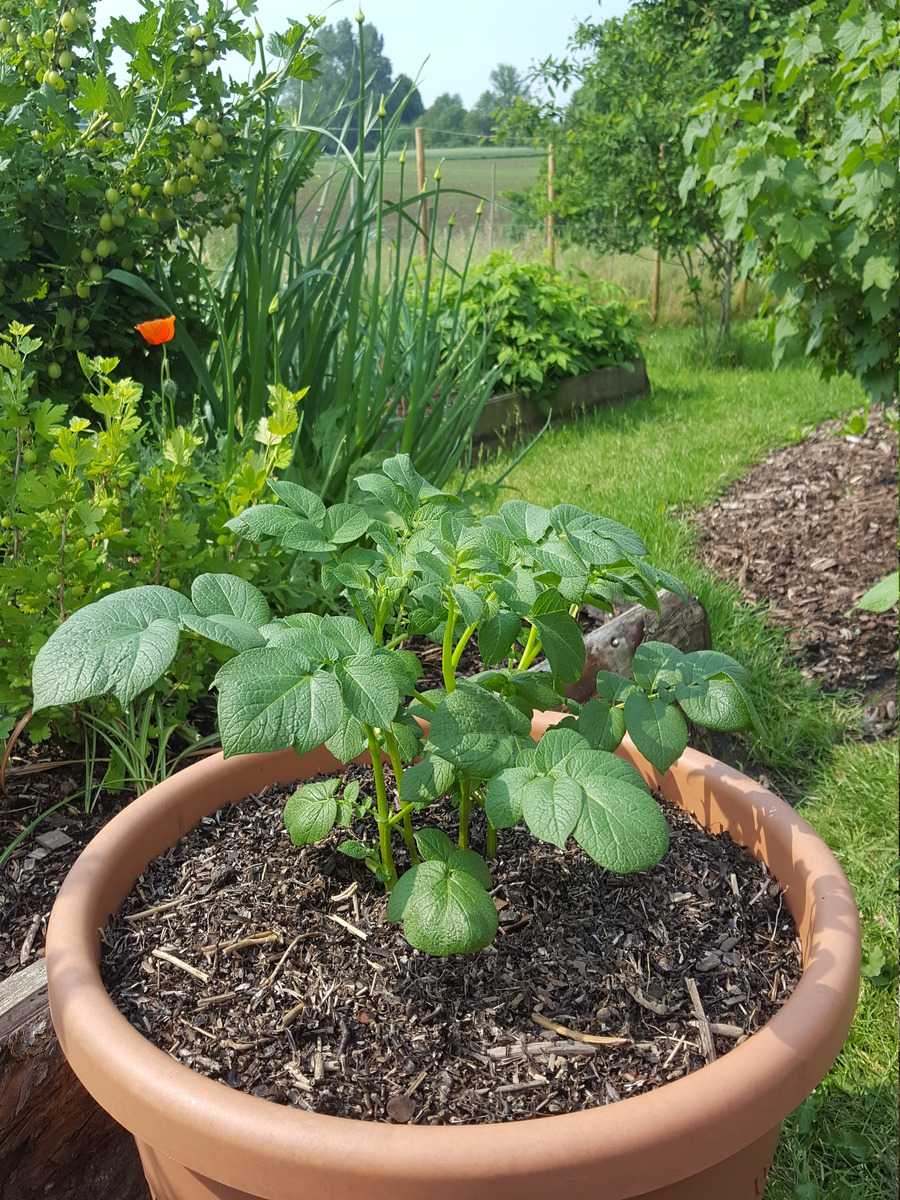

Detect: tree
[489, 63, 531, 110]
[684, 0, 899, 401]
[422, 92, 468, 147]
[546, 10, 740, 347]
[307, 18, 395, 147]
[389, 73, 424, 125]
[465, 89, 498, 140]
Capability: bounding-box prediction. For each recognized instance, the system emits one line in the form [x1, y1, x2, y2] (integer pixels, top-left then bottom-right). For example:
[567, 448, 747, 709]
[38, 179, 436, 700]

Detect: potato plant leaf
[283, 779, 340, 845]
[388, 859, 498, 956]
[623, 691, 689, 773]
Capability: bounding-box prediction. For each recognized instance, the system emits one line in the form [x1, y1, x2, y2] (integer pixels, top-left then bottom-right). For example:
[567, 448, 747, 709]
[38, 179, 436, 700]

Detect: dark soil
[696, 412, 898, 723]
[0, 743, 130, 977]
[101, 763, 801, 1126]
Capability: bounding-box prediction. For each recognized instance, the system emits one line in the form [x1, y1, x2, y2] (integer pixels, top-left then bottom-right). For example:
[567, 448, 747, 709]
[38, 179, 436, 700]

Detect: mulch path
[101, 763, 800, 1125]
[696, 412, 897, 728]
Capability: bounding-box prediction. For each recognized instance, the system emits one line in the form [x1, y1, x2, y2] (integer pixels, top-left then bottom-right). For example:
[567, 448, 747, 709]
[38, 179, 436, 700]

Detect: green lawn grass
[468, 322, 898, 1198]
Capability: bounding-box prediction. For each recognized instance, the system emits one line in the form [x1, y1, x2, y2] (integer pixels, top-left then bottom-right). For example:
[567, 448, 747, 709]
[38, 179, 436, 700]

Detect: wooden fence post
[415, 125, 428, 258]
[546, 142, 556, 269]
[489, 160, 497, 250]
[650, 239, 662, 324]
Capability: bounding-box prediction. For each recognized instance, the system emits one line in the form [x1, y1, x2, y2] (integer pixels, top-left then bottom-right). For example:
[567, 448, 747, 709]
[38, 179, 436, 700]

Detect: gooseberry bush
[32, 455, 756, 955]
[0, 0, 319, 392]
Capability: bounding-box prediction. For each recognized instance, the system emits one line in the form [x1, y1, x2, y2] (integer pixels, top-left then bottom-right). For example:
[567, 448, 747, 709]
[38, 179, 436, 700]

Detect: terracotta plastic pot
[46, 712, 860, 1200]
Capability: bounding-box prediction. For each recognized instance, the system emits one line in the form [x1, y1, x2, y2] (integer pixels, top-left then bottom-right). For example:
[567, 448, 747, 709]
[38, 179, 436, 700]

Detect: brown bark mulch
[695, 412, 898, 730]
[100, 763, 800, 1125]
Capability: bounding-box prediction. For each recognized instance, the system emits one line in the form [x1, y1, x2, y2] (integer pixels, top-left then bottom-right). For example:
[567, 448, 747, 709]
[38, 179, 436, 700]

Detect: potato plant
[32, 454, 756, 955]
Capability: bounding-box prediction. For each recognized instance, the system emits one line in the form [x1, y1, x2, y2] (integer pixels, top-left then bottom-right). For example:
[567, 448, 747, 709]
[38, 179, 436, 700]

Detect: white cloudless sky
[96, 1, 632, 108]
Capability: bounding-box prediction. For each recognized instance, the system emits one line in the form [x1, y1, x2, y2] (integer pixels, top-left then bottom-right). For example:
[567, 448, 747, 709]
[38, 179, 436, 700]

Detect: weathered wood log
[0, 960, 147, 1200]
[566, 590, 711, 704]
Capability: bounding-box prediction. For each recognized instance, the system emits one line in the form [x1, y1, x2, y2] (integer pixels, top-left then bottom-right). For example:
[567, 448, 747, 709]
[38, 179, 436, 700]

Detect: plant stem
[383, 729, 418, 863]
[366, 727, 398, 888]
[442, 593, 457, 692]
[458, 779, 472, 849]
[451, 622, 477, 669]
[486, 818, 497, 858]
[517, 622, 541, 671]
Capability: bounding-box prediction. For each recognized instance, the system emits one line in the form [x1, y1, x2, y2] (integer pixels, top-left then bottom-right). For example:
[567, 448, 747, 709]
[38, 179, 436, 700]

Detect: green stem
[517, 623, 542, 671]
[442, 594, 457, 692]
[383, 729, 418, 863]
[486, 818, 497, 858]
[366, 727, 397, 888]
[458, 779, 472, 849]
[451, 622, 477, 669]
[410, 689, 438, 711]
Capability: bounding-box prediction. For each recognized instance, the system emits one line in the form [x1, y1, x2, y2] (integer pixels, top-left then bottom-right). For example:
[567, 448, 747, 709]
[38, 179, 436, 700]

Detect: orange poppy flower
[135, 315, 176, 346]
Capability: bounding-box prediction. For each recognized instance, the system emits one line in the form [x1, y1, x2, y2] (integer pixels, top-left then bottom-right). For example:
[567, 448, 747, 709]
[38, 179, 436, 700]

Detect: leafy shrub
[684, 0, 899, 402]
[33, 453, 755, 956]
[0, 322, 306, 740]
[441, 252, 641, 398]
[0, 0, 319, 397]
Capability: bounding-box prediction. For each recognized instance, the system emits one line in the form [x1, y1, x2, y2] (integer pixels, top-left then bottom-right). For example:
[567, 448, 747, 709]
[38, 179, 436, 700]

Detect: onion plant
[33, 455, 757, 956]
[114, 24, 496, 500]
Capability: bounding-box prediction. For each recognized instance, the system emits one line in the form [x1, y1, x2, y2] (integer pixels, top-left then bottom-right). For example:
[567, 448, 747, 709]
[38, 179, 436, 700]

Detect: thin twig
[150, 948, 210, 984]
[685, 977, 716, 1063]
[261, 933, 302, 988]
[624, 984, 669, 1016]
[531, 1011, 629, 1046]
[326, 913, 368, 941]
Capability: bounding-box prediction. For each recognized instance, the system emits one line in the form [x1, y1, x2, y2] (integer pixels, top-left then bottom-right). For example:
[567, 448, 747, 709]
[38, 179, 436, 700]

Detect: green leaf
[428, 683, 531, 778]
[225, 504, 307, 543]
[337, 839, 370, 860]
[414, 827, 492, 888]
[530, 727, 597, 777]
[191, 573, 270, 627]
[857, 570, 899, 612]
[399, 755, 456, 807]
[678, 678, 751, 732]
[522, 776, 583, 849]
[496, 499, 552, 543]
[380, 453, 442, 501]
[631, 641, 688, 690]
[386, 866, 418, 922]
[861, 255, 896, 293]
[623, 692, 689, 773]
[478, 611, 523, 665]
[32, 586, 191, 711]
[573, 697, 626, 751]
[214, 649, 342, 758]
[574, 773, 670, 873]
[394, 859, 498, 955]
[325, 712, 368, 762]
[484, 767, 529, 829]
[180, 612, 267, 653]
[283, 779, 339, 845]
[323, 503, 371, 544]
[594, 671, 636, 703]
[336, 655, 400, 727]
[532, 611, 586, 682]
[451, 584, 484, 626]
[268, 479, 326, 524]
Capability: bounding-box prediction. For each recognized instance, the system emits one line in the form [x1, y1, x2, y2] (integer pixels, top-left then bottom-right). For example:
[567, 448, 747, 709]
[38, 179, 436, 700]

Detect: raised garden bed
[474, 359, 650, 440]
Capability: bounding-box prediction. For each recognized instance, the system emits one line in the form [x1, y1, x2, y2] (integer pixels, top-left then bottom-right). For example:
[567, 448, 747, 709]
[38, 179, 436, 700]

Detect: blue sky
[96, 1, 632, 107]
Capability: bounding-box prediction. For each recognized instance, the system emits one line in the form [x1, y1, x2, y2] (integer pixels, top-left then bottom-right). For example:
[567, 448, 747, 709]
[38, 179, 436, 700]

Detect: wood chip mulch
[695, 412, 898, 728]
[100, 763, 800, 1125]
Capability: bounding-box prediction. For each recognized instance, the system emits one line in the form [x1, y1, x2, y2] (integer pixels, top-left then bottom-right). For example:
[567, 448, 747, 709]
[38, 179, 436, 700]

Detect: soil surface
[101, 763, 800, 1126]
[0, 746, 127, 977]
[696, 413, 897, 725]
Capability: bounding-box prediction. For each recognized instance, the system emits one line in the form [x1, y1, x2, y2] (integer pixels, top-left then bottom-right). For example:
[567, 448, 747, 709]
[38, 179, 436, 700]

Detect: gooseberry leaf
[623, 691, 689, 773]
[214, 648, 343, 758]
[190, 574, 270, 627]
[390, 859, 498, 955]
[32, 586, 192, 711]
[283, 779, 339, 845]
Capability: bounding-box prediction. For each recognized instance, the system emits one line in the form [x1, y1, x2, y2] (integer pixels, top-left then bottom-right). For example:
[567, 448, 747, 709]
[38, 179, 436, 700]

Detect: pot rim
[46, 714, 860, 1200]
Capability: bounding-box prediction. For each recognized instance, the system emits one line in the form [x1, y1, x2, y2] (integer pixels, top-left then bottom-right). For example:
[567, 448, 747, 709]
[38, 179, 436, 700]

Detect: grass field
[299, 143, 544, 239]
[466, 323, 899, 1199]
